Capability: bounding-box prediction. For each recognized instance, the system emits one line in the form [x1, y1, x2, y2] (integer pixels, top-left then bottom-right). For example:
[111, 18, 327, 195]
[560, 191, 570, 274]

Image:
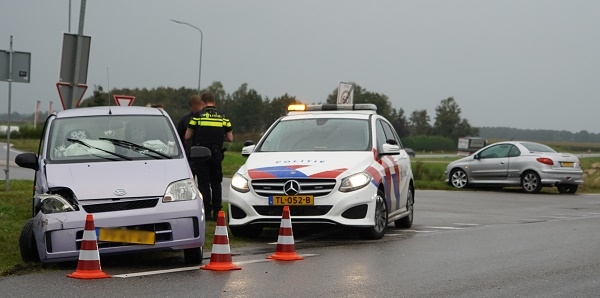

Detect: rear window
[520, 142, 556, 153]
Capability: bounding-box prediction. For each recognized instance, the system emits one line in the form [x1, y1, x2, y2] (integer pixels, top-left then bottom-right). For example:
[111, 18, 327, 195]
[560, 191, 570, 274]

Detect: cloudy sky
[1, 0, 599, 132]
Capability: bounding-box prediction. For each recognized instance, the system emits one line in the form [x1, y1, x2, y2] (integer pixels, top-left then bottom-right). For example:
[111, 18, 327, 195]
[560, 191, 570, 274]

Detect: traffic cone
[201, 211, 241, 271]
[67, 214, 110, 279]
[267, 206, 304, 261]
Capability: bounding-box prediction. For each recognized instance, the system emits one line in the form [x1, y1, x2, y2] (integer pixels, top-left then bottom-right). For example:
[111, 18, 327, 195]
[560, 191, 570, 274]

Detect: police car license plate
[269, 195, 314, 206]
[98, 228, 156, 245]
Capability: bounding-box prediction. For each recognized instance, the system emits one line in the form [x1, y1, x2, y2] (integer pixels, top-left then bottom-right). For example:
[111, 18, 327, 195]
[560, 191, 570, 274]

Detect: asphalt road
[2, 190, 600, 297]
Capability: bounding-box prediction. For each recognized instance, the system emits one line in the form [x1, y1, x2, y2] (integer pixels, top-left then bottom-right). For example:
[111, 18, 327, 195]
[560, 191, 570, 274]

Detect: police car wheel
[19, 218, 40, 263]
[359, 190, 388, 240]
[184, 247, 203, 265]
[395, 188, 414, 229]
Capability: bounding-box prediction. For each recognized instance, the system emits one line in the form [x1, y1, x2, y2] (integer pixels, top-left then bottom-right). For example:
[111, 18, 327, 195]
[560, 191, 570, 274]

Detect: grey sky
[1, 0, 599, 133]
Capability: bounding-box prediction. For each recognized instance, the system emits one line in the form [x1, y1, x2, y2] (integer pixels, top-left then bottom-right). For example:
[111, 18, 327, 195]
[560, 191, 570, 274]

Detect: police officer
[185, 92, 233, 220]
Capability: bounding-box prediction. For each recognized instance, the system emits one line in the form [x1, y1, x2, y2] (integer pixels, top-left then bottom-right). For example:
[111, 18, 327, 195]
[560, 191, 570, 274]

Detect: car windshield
[47, 115, 182, 162]
[520, 142, 556, 153]
[257, 118, 371, 152]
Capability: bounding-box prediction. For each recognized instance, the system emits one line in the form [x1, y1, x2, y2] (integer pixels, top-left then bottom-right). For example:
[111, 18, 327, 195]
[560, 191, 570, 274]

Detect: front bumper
[33, 198, 205, 263]
[539, 169, 584, 185]
[225, 184, 379, 228]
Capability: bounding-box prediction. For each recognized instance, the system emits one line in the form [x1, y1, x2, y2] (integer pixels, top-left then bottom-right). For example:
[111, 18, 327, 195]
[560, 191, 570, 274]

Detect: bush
[403, 135, 456, 151]
[1, 125, 44, 139]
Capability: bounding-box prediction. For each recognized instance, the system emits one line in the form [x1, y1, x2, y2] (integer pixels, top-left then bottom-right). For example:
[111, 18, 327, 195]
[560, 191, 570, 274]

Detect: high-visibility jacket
[188, 106, 232, 149]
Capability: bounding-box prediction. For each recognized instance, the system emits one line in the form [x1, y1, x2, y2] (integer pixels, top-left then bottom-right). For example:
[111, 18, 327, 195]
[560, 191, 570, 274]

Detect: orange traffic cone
[201, 211, 241, 271]
[267, 206, 304, 261]
[67, 214, 110, 279]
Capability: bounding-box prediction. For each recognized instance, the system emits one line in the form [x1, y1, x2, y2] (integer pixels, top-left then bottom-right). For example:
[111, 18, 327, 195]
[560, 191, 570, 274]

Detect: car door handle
[500, 162, 505, 164]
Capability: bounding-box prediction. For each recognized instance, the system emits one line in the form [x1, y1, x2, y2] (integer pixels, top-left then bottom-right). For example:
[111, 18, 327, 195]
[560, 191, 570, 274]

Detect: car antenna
[106, 68, 112, 115]
[509, 129, 520, 141]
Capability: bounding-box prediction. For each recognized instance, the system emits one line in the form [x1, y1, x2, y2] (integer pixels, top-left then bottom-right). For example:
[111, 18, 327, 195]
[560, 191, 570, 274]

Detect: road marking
[112, 254, 319, 278]
[454, 223, 480, 226]
[402, 230, 435, 233]
[384, 233, 400, 237]
[424, 226, 463, 230]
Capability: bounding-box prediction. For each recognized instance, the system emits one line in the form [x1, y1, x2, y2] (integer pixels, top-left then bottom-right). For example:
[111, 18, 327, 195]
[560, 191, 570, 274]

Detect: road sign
[113, 95, 135, 106]
[0, 50, 31, 83]
[336, 82, 354, 104]
[57, 82, 88, 110]
[59, 33, 91, 84]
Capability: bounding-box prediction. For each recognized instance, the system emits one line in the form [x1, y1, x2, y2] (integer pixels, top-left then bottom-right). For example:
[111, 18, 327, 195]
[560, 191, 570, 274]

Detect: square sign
[336, 82, 354, 104]
[0, 50, 31, 83]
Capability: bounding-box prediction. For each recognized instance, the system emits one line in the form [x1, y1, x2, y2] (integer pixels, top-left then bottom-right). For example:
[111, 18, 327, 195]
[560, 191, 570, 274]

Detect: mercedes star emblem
[283, 180, 301, 196]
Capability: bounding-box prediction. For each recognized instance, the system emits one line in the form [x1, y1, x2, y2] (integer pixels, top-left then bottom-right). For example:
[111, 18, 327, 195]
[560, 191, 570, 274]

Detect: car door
[468, 144, 511, 182]
[378, 119, 409, 212]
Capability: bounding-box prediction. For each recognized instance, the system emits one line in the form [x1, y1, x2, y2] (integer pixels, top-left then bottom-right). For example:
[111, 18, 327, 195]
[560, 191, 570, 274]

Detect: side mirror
[242, 145, 256, 157]
[386, 139, 398, 145]
[189, 146, 211, 161]
[380, 143, 400, 156]
[15, 153, 39, 171]
[473, 154, 480, 160]
[243, 140, 254, 147]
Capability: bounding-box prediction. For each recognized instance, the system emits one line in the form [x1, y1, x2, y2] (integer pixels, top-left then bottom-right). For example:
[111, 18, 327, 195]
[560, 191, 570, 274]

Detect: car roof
[54, 106, 165, 119]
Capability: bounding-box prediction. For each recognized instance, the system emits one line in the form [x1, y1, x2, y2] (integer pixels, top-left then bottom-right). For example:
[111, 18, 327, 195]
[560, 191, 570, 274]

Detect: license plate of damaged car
[269, 195, 314, 206]
[98, 228, 156, 245]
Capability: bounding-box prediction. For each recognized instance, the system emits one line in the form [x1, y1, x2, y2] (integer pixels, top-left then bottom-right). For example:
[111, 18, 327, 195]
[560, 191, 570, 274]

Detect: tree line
[479, 127, 600, 144]
[2, 82, 480, 151]
[80, 82, 478, 141]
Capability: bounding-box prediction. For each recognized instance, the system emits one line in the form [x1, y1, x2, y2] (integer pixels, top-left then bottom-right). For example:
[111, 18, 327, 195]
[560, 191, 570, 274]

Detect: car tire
[19, 218, 40, 263]
[557, 184, 578, 194]
[395, 188, 414, 229]
[360, 189, 388, 240]
[450, 169, 468, 189]
[184, 246, 203, 265]
[521, 171, 542, 193]
[229, 225, 263, 238]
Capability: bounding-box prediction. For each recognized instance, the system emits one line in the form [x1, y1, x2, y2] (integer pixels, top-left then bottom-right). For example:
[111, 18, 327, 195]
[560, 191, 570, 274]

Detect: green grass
[0, 180, 39, 275]
[222, 151, 247, 177]
[8, 139, 40, 153]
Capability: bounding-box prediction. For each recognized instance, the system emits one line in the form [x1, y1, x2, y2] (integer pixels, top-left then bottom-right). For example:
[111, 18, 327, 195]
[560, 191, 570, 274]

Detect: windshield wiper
[66, 138, 132, 160]
[99, 138, 172, 159]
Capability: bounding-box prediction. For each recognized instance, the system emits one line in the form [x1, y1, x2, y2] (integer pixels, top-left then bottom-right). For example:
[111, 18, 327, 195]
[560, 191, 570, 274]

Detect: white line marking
[425, 226, 463, 230]
[402, 230, 435, 233]
[454, 223, 480, 226]
[384, 233, 400, 237]
[113, 254, 318, 278]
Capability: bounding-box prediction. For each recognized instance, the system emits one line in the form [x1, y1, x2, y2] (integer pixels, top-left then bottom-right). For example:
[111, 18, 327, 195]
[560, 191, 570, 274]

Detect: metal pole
[68, 0, 72, 32]
[170, 20, 203, 94]
[71, 0, 86, 109]
[4, 36, 13, 191]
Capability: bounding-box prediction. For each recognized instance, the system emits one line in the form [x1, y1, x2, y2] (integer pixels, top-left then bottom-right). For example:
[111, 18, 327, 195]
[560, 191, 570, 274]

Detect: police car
[227, 104, 414, 239]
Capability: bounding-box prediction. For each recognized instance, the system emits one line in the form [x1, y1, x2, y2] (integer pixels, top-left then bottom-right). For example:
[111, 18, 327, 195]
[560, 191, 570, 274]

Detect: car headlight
[163, 179, 200, 202]
[36, 194, 78, 214]
[231, 173, 250, 193]
[339, 172, 372, 193]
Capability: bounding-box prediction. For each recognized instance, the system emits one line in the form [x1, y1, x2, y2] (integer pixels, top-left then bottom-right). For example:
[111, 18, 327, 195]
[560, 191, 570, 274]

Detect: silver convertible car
[445, 141, 583, 194]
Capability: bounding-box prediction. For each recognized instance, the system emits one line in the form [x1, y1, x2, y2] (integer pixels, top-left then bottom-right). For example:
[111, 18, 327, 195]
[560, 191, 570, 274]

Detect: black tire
[521, 171, 542, 193]
[360, 189, 388, 240]
[450, 169, 468, 189]
[19, 218, 40, 263]
[184, 246, 203, 265]
[395, 188, 414, 229]
[229, 225, 263, 238]
[557, 184, 578, 194]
